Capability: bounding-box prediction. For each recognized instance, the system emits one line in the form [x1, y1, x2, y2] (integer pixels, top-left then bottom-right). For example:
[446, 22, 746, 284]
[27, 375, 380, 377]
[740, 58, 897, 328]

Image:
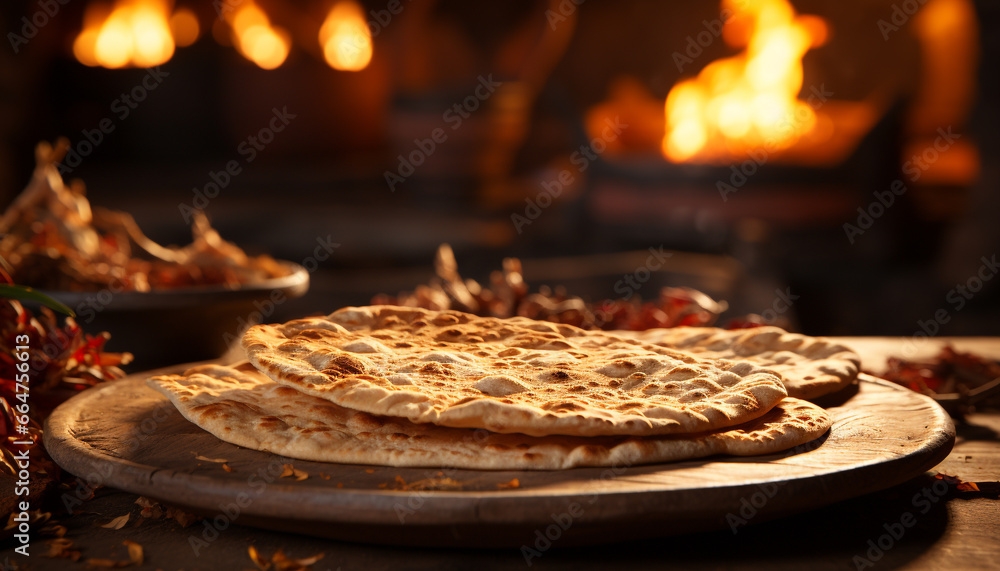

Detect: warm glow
[320, 0, 373, 71]
[170, 8, 200, 48]
[662, 0, 828, 163]
[226, 1, 290, 70]
[73, 0, 185, 69]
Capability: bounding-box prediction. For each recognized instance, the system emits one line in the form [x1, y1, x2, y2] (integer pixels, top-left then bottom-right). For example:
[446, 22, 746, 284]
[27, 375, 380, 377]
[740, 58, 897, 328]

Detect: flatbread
[147, 364, 831, 470]
[241, 306, 787, 437]
[619, 327, 860, 400]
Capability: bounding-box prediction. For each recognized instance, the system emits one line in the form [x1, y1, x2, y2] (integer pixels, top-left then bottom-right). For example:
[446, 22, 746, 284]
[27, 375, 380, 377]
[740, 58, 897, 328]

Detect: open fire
[70, 0, 375, 72]
[320, 0, 373, 71]
[73, 0, 197, 69]
[662, 0, 828, 163]
[225, 0, 292, 70]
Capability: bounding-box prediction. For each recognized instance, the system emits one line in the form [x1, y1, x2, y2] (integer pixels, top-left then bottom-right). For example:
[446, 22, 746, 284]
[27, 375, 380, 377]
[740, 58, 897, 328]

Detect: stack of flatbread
[148, 306, 854, 470]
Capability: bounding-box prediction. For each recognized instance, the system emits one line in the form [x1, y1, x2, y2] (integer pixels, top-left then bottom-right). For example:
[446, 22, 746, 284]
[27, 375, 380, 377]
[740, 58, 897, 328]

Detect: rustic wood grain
[42, 368, 955, 548]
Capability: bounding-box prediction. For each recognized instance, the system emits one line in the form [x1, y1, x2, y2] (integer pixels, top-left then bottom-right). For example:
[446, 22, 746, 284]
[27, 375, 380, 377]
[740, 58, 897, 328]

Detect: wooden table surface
[3, 337, 998, 571]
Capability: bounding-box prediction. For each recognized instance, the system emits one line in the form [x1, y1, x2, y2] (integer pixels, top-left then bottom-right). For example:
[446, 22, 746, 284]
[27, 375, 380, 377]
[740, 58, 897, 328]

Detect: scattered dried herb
[0, 139, 290, 292]
[878, 346, 1000, 414]
[279, 463, 308, 481]
[248, 546, 325, 571]
[934, 472, 985, 493]
[123, 540, 143, 565]
[132, 496, 199, 528]
[390, 475, 463, 491]
[100, 514, 130, 530]
[497, 478, 520, 489]
[1, 290, 130, 478]
[44, 538, 82, 561]
[373, 244, 729, 331]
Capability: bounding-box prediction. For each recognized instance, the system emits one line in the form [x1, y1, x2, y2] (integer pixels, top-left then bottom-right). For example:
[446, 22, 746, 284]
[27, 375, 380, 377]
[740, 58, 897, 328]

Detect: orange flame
[320, 0, 373, 71]
[226, 0, 291, 70]
[74, 0, 188, 68]
[662, 0, 827, 163]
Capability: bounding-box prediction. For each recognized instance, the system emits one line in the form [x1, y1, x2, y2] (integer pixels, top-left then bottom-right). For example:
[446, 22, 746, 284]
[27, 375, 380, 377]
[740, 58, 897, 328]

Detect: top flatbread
[242, 306, 787, 437]
[619, 326, 860, 400]
[147, 363, 831, 470]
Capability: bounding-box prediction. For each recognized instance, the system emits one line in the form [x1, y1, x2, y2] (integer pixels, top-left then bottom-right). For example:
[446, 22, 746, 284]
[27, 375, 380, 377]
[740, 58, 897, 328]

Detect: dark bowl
[41, 261, 309, 370]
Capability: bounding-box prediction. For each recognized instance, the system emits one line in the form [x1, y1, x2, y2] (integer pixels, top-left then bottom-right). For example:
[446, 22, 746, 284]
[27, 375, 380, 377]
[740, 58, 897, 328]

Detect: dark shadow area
[811, 380, 862, 409]
[1, 473, 964, 571]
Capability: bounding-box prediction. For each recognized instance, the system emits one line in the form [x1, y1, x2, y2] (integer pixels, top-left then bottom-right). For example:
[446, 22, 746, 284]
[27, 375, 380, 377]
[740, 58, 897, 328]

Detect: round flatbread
[619, 326, 860, 400]
[148, 364, 831, 470]
[241, 306, 787, 437]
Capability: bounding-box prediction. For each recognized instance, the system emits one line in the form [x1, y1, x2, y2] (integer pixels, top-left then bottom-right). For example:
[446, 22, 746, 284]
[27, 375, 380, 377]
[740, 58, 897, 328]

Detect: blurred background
[1, 0, 998, 345]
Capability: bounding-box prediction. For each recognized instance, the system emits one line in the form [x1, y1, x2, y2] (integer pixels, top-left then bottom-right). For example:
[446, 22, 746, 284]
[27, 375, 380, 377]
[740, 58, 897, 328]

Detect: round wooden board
[44, 368, 955, 548]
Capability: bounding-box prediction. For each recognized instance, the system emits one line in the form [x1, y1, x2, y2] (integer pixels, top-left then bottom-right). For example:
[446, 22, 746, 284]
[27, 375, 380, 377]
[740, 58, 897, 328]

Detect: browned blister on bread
[621, 326, 860, 400]
[148, 364, 829, 470]
[240, 306, 788, 437]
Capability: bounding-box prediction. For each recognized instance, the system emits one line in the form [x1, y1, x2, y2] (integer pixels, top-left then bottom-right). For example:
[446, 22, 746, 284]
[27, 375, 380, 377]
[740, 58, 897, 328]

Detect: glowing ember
[662, 0, 828, 163]
[320, 0, 373, 71]
[73, 0, 186, 69]
[226, 0, 291, 70]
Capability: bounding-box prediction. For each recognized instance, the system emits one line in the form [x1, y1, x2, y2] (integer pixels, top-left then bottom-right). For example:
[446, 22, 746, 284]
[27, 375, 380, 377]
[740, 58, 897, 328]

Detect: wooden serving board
[44, 368, 955, 548]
